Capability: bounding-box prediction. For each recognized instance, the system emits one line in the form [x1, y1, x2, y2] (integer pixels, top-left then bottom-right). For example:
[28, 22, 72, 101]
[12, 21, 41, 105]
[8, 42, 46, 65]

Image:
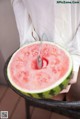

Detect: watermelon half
[7, 41, 72, 99]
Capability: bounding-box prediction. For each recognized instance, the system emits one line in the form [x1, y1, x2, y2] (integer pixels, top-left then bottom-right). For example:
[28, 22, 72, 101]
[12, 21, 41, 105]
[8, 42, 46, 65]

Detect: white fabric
[11, 0, 80, 76]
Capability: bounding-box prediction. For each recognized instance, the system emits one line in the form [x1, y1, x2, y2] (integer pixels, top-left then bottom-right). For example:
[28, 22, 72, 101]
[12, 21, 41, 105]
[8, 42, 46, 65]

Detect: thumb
[69, 71, 78, 84]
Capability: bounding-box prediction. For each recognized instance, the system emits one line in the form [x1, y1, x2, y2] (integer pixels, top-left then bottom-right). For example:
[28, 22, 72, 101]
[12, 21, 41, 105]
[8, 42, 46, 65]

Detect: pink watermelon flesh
[9, 43, 70, 91]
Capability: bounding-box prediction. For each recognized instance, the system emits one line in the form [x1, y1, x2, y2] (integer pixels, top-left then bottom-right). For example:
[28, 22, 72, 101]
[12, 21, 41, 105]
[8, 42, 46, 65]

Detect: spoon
[37, 34, 43, 69]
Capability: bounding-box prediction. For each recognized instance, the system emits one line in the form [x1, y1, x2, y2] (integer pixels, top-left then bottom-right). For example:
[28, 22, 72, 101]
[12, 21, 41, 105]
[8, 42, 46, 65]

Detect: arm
[11, 0, 37, 46]
[69, 23, 80, 84]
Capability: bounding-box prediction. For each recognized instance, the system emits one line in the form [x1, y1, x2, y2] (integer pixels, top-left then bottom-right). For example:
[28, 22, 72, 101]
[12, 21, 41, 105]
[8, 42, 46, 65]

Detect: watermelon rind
[7, 41, 73, 99]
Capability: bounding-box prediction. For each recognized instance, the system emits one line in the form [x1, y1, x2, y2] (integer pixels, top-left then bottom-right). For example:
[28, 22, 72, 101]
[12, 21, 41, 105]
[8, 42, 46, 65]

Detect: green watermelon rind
[7, 41, 73, 99]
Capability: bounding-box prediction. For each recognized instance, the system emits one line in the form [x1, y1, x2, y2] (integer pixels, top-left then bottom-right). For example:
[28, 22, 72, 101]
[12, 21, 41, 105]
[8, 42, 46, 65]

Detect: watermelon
[7, 41, 72, 99]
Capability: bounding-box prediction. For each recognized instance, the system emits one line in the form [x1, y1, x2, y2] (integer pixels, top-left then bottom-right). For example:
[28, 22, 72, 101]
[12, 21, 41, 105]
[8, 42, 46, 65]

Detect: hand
[66, 70, 80, 101]
[60, 71, 78, 93]
[51, 71, 78, 101]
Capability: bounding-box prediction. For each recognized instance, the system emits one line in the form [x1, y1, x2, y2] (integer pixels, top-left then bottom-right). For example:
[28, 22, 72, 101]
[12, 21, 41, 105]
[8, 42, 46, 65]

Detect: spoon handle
[37, 35, 43, 69]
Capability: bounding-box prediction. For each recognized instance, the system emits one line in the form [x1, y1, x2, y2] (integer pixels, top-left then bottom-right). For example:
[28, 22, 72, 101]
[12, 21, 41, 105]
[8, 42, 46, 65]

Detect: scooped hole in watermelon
[31, 57, 48, 70]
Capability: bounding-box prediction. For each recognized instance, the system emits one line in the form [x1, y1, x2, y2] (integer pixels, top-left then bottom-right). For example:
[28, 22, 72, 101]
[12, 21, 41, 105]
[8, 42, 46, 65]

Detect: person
[11, 0, 80, 101]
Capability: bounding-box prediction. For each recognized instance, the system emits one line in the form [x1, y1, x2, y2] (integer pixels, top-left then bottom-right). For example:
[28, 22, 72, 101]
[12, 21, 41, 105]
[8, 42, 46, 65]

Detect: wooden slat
[0, 88, 20, 118]
[0, 85, 8, 100]
[31, 108, 51, 119]
[50, 112, 69, 119]
[11, 97, 34, 119]
[11, 97, 26, 119]
[30, 106, 34, 116]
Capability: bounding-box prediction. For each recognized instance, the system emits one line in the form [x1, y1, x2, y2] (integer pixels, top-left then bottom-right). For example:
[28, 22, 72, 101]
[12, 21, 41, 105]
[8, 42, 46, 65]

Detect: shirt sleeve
[11, 0, 37, 46]
[69, 24, 80, 73]
[67, 4, 80, 74]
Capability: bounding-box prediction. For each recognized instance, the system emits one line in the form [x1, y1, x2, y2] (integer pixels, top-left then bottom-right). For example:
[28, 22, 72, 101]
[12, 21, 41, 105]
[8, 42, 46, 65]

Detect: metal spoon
[37, 34, 43, 69]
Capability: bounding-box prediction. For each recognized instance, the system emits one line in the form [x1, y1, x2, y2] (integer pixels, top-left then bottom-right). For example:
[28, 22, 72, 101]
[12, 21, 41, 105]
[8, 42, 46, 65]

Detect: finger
[69, 71, 78, 84]
[60, 84, 71, 93]
[51, 93, 65, 100]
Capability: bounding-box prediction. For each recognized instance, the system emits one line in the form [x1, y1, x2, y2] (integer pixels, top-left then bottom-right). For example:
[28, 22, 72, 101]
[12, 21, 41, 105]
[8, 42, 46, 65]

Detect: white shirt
[11, 0, 80, 74]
